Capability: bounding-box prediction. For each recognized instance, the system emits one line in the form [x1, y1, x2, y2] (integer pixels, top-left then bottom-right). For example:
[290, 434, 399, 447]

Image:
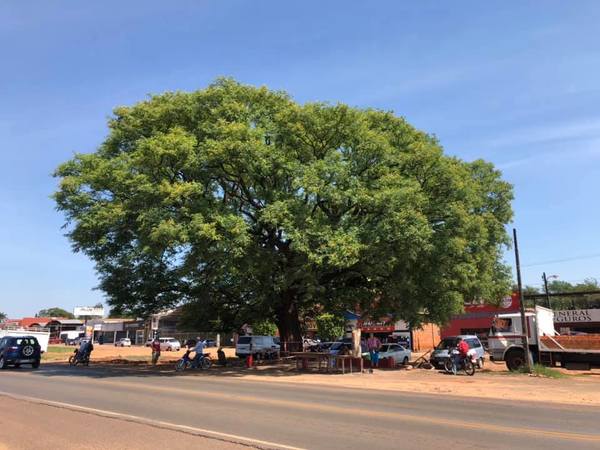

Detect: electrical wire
[522, 253, 600, 268]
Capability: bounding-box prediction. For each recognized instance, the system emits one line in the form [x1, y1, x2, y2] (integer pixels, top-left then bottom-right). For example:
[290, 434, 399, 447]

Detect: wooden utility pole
[543, 272, 552, 309]
[513, 228, 532, 373]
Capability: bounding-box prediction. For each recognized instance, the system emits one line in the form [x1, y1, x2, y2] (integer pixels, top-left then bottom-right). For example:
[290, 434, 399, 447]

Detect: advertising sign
[74, 307, 104, 318]
[555, 309, 600, 323]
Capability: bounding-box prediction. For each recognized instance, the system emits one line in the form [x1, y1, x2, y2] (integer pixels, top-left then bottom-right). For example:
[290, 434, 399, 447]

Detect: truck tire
[505, 349, 525, 371]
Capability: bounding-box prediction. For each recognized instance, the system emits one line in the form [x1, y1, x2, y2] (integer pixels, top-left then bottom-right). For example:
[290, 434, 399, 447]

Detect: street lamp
[543, 273, 559, 309]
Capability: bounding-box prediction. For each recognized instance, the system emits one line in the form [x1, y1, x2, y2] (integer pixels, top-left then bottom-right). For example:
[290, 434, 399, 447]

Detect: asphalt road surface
[1, 364, 600, 450]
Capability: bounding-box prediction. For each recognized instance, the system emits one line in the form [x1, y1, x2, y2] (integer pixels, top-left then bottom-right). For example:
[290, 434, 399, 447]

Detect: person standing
[367, 333, 381, 373]
[151, 338, 161, 366]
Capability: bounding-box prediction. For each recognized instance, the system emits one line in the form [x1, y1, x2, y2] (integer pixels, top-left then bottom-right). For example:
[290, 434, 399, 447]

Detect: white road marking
[0, 391, 306, 450]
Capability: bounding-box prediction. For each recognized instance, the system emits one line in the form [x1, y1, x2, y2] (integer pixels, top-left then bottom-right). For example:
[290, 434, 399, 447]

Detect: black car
[0, 336, 42, 369]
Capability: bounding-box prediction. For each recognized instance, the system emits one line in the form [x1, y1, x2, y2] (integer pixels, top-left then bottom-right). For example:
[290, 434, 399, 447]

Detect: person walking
[367, 333, 381, 373]
[151, 337, 161, 366]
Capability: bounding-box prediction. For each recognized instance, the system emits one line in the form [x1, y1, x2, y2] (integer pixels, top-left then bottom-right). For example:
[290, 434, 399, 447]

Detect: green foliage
[37, 307, 74, 319]
[0, 311, 6, 322]
[53, 78, 514, 341]
[315, 313, 345, 341]
[252, 320, 279, 336]
[529, 364, 567, 379]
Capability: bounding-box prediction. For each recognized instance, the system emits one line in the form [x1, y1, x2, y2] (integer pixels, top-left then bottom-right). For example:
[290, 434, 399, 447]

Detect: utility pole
[513, 228, 531, 373]
[543, 272, 552, 309]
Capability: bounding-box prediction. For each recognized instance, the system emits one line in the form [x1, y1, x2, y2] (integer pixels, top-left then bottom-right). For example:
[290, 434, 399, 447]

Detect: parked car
[115, 338, 132, 347]
[430, 335, 485, 369]
[204, 339, 216, 348]
[235, 335, 280, 358]
[145, 338, 154, 347]
[375, 343, 411, 365]
[0, 336, 42, 369]
[159, 337, 181, 351]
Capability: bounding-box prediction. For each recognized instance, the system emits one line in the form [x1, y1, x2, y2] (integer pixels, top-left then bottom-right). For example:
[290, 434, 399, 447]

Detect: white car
[159, 337, 181, 351]
[375, 343, 411, 365]
[235, 336, 280, 358]
[115, 338, 131, 347]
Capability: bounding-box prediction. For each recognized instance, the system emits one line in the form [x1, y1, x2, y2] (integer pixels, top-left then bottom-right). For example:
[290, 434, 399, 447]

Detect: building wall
[411, 323, 440, 351]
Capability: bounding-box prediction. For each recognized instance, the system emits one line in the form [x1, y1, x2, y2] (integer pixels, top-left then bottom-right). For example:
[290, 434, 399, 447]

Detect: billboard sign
[74, 307, 104, 318]
[555, 309, 600, 323]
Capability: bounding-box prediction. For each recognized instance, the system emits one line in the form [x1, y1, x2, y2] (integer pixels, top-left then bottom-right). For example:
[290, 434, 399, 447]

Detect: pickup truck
[488, 305, 600, 370]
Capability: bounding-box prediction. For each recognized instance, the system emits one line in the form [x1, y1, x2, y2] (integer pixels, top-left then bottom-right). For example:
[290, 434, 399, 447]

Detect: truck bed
[540, 335, 600, 351]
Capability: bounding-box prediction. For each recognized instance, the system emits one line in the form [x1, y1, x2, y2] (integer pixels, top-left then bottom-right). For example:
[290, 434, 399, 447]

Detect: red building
[441, 294, 520, 346]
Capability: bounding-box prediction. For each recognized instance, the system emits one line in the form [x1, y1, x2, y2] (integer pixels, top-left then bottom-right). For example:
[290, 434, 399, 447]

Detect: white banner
[555, 309, 600, 323]
[74, 306, 104, 317]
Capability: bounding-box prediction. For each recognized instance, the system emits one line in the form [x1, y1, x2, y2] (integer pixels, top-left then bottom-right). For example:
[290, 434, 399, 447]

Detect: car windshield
[436, 338, 457, 350]
[238, 337, 252, 344]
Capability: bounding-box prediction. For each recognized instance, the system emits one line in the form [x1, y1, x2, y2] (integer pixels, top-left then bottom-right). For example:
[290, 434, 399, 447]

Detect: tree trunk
[276, 296, 303, 353]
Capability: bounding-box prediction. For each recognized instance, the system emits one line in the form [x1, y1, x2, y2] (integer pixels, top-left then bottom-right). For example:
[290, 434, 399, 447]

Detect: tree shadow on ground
[14, 359, 380, 380]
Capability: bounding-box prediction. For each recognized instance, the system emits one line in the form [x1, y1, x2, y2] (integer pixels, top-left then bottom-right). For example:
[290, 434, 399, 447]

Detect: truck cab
[488, 306, 556, 370]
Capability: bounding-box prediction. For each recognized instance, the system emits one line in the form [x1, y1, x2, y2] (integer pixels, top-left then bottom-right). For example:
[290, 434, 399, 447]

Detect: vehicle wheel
[68, 355, 78, 366]
[505, 349, 525, 372]
[464, 360, 475, 376]
[175, 359, 186, 372]
[201, 358, 212, 370]
[477, 357, 484, 369]
[32, 361, 40, 369]
[443, 358, 454, 374]
[14, 363, 20, 368]
[0, 356, 6, 370]
[402, 356, 409, 366]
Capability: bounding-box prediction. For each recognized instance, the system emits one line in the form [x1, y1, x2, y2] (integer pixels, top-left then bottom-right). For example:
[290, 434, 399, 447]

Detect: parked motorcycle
[444, 349, 476, 376]
[175, 350, 212, 372]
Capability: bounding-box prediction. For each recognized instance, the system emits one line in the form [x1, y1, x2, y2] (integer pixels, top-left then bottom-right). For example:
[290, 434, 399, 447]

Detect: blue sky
[1, 1, 599, 317]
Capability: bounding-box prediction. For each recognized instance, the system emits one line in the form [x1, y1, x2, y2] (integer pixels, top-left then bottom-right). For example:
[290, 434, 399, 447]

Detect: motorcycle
[444, 348, 476, 376]
[175, 350, 212, 372]
[68, 348, 90, 366]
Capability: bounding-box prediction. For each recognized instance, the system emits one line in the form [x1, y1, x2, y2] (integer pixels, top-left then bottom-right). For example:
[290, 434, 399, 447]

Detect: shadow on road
[11, 360, 378, 380]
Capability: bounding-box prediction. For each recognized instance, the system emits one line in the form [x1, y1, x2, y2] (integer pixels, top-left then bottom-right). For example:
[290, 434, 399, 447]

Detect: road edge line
[0, 391, 306, 450]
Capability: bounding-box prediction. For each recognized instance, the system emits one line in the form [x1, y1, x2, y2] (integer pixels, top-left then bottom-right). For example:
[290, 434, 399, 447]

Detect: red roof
[19, 317, 67, 328]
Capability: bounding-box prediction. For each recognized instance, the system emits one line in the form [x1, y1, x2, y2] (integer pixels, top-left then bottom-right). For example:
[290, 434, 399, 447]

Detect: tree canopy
[54, 78, 514, 345]
[0, 311, 6, 322]
[37, 307, 74, 319]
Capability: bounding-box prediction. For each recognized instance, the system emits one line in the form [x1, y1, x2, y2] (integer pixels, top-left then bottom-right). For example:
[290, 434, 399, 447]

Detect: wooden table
[290, 352, 334, 372]
[335, 355, 364, 374]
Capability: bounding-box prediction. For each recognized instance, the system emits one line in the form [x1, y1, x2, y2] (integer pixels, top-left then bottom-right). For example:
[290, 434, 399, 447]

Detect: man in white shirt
[192, 338, 205, 368]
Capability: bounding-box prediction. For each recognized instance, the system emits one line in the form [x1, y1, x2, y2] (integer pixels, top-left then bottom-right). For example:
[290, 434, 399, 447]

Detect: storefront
[345, 312, 440, 351]
[441, 294, 520, 347]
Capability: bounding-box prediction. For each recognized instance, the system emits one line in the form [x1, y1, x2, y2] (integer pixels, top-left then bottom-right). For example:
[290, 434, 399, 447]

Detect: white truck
[0, 329, 51, 353]
[488, 305, 600, 370]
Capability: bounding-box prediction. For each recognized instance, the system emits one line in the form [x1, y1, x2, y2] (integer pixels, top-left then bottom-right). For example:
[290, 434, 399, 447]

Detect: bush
[315, 313, 345, 341]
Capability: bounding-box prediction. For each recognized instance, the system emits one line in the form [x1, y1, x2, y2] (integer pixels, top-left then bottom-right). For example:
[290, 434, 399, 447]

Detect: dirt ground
[43, 344, 236, 363]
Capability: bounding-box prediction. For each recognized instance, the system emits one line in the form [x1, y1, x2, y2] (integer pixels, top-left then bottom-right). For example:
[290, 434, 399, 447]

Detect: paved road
[0, 396, 244, 450]
[1, 364, 600, 449]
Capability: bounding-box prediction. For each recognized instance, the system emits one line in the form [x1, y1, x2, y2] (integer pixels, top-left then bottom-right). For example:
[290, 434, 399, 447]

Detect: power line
[522, 253, 600, 268]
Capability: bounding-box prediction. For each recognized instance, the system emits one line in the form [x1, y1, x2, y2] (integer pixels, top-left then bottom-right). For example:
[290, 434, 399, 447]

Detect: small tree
[252, 320, 278, 336]
[315, 313, 345, 341]
[0, 311, 6, 322]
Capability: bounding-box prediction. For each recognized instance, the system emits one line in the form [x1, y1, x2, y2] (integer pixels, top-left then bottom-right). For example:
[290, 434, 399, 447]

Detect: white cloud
[485, 118, 600, 149]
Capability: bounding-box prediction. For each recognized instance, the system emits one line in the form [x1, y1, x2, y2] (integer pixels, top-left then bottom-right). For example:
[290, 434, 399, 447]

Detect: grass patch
[524, 364, 568, 379]
[46, 346, 75, 353]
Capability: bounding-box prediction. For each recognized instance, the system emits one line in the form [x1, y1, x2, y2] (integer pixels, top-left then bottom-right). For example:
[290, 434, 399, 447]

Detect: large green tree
[54, 79, 513, 346]
[0, 311, 6, 322]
